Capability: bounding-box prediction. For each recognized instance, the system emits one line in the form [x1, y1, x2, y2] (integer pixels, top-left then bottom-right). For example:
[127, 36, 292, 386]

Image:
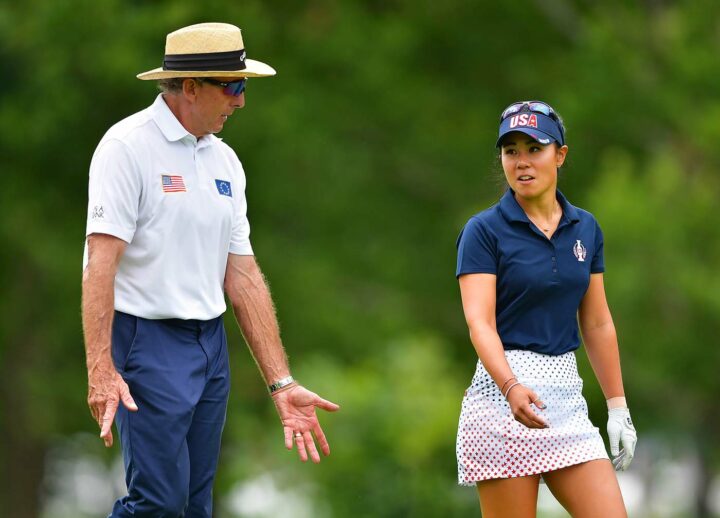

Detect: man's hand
[87, 364, 138, 447]
[607, 407, 637, 471]
[271, 385, 340, 463]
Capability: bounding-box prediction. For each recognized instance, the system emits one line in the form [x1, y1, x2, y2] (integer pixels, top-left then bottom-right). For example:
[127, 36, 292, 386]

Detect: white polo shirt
[84, 94, 254, 320]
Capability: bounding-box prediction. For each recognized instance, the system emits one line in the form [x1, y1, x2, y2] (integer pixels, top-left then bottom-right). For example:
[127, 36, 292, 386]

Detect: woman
[455, 101, 637, 517]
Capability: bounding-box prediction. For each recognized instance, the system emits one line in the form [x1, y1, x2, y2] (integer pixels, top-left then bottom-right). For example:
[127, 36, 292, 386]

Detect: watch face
[269, 376, 294, 392]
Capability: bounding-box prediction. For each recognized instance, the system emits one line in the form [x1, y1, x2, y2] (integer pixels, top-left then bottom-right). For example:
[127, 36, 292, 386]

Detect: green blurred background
[1, 0, 719, 516]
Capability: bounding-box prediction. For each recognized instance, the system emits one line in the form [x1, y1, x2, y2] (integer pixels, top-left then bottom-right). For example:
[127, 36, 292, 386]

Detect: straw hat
[137, 22, 276, 80]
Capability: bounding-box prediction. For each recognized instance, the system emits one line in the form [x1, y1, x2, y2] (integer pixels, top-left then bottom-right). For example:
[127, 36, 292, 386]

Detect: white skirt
[457, 349, 608, 485]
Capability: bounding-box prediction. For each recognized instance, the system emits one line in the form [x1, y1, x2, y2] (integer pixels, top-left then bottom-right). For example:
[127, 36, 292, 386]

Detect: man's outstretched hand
[271, 385, 340, 463]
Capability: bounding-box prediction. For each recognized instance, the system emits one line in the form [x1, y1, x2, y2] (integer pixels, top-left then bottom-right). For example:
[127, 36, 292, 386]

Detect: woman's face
[500, 131, 568, 199]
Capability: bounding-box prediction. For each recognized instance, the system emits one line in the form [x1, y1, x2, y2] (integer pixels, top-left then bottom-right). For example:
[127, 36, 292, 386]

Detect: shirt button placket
[183, 136, 199, 191]
[194, 142, 199, 178]
[193, 140, 205, 190]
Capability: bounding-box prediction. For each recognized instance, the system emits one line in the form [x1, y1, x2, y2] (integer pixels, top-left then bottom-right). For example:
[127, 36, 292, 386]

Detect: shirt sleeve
[591, 219, 605, 273]
[86, 138, 141, 243]
[456, 217, 498, 277]
[228, 157, 254, 256]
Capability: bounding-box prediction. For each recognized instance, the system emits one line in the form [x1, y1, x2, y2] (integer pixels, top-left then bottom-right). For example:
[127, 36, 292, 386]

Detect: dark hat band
[163, 49, 247, 71]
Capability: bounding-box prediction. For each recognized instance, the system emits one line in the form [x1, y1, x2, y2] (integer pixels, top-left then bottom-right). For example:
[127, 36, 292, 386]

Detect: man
[82, 22, 339, 517]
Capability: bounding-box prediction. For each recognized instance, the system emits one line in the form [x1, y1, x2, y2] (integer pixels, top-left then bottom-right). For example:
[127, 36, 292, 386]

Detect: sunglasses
[500, 101, 558, 122]
[202, 77, 247, 96]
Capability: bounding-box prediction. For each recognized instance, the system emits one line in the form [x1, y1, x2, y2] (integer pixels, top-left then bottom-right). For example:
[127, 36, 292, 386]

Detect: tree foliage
[1, 1, 719, 516]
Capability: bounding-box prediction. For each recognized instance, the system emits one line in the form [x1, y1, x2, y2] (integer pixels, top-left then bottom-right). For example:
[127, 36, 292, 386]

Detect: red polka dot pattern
[456, 350, 608, 485]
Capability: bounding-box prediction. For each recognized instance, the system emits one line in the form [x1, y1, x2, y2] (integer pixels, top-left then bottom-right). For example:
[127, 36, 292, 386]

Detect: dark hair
[491, 154, 508, 195]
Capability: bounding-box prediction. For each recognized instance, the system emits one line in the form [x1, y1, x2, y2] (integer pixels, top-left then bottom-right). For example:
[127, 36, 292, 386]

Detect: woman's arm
[578, 273, 625, 400]
[579, 273, 637, 470]
[459, 273, 546, 428]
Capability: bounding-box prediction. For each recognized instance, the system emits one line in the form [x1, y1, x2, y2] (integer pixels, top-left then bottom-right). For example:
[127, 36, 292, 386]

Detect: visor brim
[496, 128, 558, 148]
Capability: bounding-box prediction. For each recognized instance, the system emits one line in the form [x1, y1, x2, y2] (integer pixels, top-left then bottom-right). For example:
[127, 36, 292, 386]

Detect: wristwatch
[268, 375, 295, 394]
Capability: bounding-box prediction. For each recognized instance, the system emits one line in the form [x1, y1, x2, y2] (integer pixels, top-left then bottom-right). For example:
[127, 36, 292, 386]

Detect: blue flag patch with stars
[215, 179, 232, 197]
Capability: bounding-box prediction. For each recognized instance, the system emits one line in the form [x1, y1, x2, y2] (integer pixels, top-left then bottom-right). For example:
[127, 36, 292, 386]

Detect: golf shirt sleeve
[86, 138, 141, 243]
[228, 155, 253, 256]
[590, 219, 605, 273]
[456, 216, 498, 277]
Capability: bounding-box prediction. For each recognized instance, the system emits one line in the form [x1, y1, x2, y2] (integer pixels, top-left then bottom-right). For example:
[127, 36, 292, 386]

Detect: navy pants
[109, 311, 230, 518]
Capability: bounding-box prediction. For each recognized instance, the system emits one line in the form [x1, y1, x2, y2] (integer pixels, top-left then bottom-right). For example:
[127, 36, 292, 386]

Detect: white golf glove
[607, 407, 637, 471]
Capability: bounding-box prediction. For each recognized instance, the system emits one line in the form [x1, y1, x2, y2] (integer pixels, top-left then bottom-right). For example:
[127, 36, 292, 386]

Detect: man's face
[192, 77, 246, 135]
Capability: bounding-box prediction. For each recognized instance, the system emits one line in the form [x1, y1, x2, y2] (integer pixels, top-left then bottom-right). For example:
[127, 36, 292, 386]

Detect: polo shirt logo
[215, 179, 232, 197]
[509, 114, 538, 129]
[161, 174, 187, 193]
[573, 240, 587, 262]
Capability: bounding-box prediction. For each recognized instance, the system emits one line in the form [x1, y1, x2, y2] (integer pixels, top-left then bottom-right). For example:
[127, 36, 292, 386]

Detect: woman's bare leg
[542, 459, 627, 518]
[476, 474, 542, 518]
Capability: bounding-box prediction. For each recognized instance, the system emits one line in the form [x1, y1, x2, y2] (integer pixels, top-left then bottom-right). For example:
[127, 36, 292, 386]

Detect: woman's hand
[607, 407, 637, 470]
[505, 383, 548, 429]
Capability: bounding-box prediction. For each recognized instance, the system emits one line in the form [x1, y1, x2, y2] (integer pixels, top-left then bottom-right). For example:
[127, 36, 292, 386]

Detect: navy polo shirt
[456, 189, 604, 356]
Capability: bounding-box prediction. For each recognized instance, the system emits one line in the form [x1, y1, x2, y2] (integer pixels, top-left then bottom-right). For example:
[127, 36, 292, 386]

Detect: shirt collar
[150, 94, 220, 149]
[556, 189, 580, 223]
[499, 188, 580, 224]
[151, 94, 192, 142]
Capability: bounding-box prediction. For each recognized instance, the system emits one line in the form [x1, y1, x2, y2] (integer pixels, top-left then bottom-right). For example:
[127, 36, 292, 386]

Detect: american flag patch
[161, 174, 186, 193]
